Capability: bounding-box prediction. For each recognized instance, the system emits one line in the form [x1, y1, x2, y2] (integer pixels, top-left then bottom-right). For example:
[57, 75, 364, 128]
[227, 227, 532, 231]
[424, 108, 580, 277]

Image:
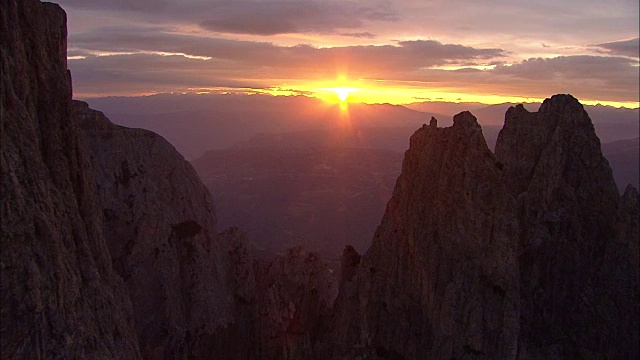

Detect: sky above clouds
[58, 0, 639, 106]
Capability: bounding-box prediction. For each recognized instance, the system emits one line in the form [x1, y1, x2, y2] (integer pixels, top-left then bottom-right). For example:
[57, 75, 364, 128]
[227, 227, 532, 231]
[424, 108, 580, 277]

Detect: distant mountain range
[87, 94, 433, 159]
[86, 93, 639, 158]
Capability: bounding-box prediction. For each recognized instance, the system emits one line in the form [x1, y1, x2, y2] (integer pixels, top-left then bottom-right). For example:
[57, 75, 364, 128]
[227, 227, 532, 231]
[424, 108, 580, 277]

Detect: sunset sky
[58, 0, 639, 107]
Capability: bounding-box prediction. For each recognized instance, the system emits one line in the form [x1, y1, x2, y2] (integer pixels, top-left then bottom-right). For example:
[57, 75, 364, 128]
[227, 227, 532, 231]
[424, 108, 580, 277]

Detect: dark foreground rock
[1, 1, 141, 358]
[73, 101, 240, 359]
[324, 96, 639, 359]
[495, 95, 638, 358]
[327, 111, 521, 359]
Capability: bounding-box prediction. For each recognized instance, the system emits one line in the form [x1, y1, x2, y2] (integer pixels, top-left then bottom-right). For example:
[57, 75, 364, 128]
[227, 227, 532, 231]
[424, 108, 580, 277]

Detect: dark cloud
[57, 0, 398, 36]
[198, 1, 398, 35]
[492, 56, 638, 86]
[591, 38, 639, 58]
[337, 32, 376, 38]
[66, 31, 507, 97]
[68, 53, 265, 97]
[57, 0, 171, 12]
[383, 55, 640, 102]
[55, 0, 638, 104]
[69, 30, 505, 75]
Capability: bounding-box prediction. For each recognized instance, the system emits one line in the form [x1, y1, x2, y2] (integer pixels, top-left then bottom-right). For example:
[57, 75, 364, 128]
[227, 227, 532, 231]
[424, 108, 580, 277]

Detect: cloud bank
[57, 0, 639, 105]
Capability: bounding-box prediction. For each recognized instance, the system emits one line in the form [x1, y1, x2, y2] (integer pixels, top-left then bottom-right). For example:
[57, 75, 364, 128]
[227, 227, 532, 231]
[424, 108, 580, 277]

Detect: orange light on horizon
[72, 82, 639, 111]
[321, 86, 359, 103]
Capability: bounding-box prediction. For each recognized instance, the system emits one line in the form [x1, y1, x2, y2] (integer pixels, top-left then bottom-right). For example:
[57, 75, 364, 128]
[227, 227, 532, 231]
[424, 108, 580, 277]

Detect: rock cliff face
[2, 2, 337, 359]
[328, 113, 521, 359]
[2, 1, 251, 359]
[495, 96, 639, 358]
[1, 0, 141, 358]
[327, 96, 639, 359]
[618, 185, 640, 277]
[73, 101, 239, 359]
[253, 247, 337, 360]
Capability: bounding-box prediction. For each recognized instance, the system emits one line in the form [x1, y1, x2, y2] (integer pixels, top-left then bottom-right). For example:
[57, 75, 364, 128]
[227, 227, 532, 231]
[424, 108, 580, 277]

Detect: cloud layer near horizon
[58, 0, 639, 104]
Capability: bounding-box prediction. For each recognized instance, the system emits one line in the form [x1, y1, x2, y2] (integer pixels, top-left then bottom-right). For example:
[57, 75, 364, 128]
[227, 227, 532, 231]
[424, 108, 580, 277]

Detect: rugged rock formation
[73, 101, 240, 359]
[326, 96, 639, 359]
[2, 1, 252, 358]
[327, 112, 521, 359]
[618, 185, 640, 277]
[1, 0, 140, 358]
[253, 247, 338, 360]
[496, 96, 639, 358]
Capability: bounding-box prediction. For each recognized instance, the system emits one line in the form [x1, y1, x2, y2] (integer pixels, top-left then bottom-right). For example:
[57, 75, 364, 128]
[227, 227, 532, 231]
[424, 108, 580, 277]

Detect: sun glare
[318, 86, 358, 103]
[334, 87, 351, 102]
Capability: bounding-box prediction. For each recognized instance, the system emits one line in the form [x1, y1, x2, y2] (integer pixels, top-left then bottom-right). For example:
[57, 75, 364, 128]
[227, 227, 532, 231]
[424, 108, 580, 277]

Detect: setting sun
[334, 87, 352, 102]
[316, 86, 359, 103]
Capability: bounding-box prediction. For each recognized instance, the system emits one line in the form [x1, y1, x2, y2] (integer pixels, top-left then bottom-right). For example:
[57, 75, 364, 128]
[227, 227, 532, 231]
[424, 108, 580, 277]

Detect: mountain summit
[324, 95, 639, 359]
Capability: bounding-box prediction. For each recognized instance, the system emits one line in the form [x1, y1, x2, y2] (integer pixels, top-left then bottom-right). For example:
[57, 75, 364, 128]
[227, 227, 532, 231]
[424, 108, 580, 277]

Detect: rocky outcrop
[327, 112, 520, 359]
[73, 100, 239, 359]
[496, 95, 639, 358]
[326, 95, 639, 359]
[618, 185, 639, 276]
[2, 1, 251, 358]
[253, 247, 338, 360]
[1, 0, 140, 358]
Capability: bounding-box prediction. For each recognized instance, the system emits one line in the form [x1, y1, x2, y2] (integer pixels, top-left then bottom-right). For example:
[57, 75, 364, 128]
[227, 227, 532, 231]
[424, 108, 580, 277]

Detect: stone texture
[326, 96, 639, 359]
[253, 247, 338, 360]
[73, 100, 237, 359]
[215, 226, 259, 360]
[1, 0, 141, 358]
[327, 112, 520, 359]
[495, 95, 639, 358]
[618, 185, 639, 277]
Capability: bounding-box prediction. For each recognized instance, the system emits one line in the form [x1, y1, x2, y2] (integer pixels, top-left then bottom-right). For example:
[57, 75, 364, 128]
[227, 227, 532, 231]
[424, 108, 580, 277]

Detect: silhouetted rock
[327, 111, 520, 359]
[253, 247, 338, 360]
[216, 226, 259, 360]
[1, 0, 140, 358]
[496, 94, 638, 358]
[618, 185, 640, 281]
[74, 100, 241, 359]
[326, 95, 639, 359]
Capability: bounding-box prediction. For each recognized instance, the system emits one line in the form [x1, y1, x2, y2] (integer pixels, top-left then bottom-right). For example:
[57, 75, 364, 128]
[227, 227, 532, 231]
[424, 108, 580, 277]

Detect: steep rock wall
[495, 95, 639, 358]
[73, 100, 238, 359]
[328, 114, 520, 359]
[1, 0, 141, 358]
[327, 96, 639, 359]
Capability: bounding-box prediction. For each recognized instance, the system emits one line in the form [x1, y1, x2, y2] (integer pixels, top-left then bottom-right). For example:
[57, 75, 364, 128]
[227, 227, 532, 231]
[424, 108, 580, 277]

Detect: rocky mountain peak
[491, 94, 637, 357]
[452, 110, 481, 131]
[325, 94, 638, 359]
[428, 116, 438, 128]
[326, 104, 520, 359]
